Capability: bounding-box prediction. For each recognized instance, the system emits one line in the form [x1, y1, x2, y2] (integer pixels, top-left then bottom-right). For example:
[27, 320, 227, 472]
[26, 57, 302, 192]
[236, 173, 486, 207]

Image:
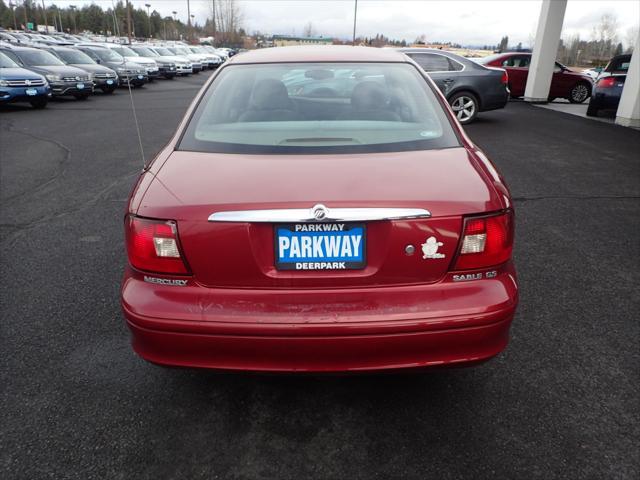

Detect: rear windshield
[179, 62, 460, 154]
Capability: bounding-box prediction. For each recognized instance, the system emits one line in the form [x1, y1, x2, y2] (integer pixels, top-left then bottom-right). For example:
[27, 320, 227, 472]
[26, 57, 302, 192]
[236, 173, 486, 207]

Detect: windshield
[171, 47, 190, 55]
[0, 52, 19, 68]
[154, 47, 174, 56]
[91, 48, 124, 62]
[132, 47, 157, 57]
[179, 62, 459, 155]
[56, 49, 96, 65]
[15, 50, 65, 66]
[113, 46, 138, 57]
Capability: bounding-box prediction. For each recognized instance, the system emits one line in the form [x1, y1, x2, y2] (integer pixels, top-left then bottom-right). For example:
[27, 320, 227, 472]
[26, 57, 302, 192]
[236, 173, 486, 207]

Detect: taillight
[453, 211, 514, 270]
[125, 215, 190, 275]
[597, 77, 616, 88]
[500, 70, 508, 85]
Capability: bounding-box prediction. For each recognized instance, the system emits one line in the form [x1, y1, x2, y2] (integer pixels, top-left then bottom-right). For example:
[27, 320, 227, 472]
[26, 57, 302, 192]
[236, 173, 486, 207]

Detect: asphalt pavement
[1, 72, 639, 480]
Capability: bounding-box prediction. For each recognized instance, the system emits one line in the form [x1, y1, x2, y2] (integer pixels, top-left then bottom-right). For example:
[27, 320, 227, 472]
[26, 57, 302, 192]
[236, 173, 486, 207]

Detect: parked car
[582, 67, 603, 80]
[74, 45, 148, 88]
[44, 46, 119, 94]
[187, 46, 223, 69]
[166, 47, 203, 72]
[399, 48, 509, 124]
[121, 46, 518, 372]
[128, 45, 178, 79]
[85, 43, 160, 80]
[0, 45, 93, 100]
[0, 50, 50, 108]
[477, 52, 593, 103]
[586, 54, 631, 117]
[147, 46, 193, 76]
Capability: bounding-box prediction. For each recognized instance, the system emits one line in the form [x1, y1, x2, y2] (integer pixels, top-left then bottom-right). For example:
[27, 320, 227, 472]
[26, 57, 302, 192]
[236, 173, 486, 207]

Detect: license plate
[25, 88, 37, 96]
[137, 75, 144, 80]
[106, 79, 114, 85]
[76, 83, 84, 89]
[275, 223, 366, 270]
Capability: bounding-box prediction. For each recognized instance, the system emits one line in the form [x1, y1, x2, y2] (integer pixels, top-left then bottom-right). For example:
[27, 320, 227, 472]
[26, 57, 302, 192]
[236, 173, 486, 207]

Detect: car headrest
[249, 78, 292, 110]
[350, 81, 389, 110]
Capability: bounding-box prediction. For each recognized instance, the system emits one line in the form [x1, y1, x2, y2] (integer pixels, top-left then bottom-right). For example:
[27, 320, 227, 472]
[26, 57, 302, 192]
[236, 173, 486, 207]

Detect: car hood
[124, 56, 156, 66]
[0, 66, 45, 81]
[68, 63, 115, 75]
[137, 147, 503, 219]
[156, 55, 187, 64]
[26, 64, 90, 77]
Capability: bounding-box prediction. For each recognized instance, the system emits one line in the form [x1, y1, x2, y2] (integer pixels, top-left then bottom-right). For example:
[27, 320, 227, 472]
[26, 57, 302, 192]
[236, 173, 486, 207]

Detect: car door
[498, 55, 530, 97]
[406, 52, 457, 97]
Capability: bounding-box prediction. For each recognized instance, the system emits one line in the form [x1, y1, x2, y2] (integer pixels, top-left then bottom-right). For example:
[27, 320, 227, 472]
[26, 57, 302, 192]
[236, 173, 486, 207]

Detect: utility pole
[126, 0, 132, 43]
[352, 0, 358, 46]
[9, 2, 17, 30]
[23, 0, 29, 31]
[186, 0, 192, 42]
[69, 5, 76, 33]
[145, 3, 151, 38]
[212, 0, 216, 44]
[41, 0, 47, 31]
[172, 10, 177, 40]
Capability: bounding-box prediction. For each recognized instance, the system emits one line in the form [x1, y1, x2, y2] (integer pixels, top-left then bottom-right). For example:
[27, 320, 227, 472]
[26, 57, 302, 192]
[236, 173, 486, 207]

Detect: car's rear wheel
[29, 98, 48, 109]
[569, 82, 590, 103]
[449, 91, 478, 124]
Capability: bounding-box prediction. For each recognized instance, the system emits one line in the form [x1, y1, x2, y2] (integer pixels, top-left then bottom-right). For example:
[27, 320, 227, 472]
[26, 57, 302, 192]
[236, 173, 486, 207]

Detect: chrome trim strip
[208, 207, 431, 223]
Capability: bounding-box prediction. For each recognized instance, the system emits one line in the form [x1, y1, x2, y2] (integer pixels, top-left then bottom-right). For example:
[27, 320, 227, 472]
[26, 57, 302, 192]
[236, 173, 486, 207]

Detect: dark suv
[74, 45, 148, 88]
[0, 45, 93, 99]
[45, 46, 119, 94]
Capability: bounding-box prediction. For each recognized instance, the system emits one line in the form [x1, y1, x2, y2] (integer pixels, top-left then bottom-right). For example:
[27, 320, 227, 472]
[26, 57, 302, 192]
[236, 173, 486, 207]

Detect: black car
[74, 45, 148, 88]
[0, 45, 93, 100]
[398, 48, 509, 124]
[43, 46, 119, 94]
[586, 54, 631, 117]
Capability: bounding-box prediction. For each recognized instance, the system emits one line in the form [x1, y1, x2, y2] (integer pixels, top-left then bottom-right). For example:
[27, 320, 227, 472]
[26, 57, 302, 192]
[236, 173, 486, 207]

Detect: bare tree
[592, 13, 619, 60]
[625, 25, 638, 53]
[303, 21, 316, 38]
[211, 0, 243, 46]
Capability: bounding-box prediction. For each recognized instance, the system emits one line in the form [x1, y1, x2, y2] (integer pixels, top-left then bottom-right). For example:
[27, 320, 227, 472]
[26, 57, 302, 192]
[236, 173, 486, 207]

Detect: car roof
[227, 45, 409, 65]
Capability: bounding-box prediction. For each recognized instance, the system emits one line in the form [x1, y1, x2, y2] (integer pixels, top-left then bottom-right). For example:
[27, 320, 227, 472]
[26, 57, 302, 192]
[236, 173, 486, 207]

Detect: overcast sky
[56, 1, 639, 47]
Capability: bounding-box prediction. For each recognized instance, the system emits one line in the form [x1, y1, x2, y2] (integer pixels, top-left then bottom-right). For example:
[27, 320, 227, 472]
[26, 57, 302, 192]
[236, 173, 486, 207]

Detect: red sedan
[478, 52, 593, 103]
[122, 46, 518, 372]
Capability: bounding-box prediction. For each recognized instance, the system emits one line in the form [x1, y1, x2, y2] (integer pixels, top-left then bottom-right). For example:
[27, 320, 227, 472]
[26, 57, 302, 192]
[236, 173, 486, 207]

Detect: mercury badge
[311, 204, 329, 221]
[421, 236, 445, 259]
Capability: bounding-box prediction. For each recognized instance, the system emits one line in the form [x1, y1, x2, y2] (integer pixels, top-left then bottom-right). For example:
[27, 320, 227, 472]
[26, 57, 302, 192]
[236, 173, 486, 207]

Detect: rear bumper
[480, 90, 509, 112]
[122, 263, 518, 372]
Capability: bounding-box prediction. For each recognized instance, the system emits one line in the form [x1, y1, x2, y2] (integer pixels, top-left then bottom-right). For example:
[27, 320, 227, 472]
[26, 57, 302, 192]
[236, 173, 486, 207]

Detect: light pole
[186, 0, 192, 41]
[145, 3, 151, 38]
[69, 5, 77, 33]
[172, 10, 177, 40]
[22, 0, 28, 31]
[352, 0, 358, 46]
[41, 0, 47, 32]
[9, 1, 18, 30]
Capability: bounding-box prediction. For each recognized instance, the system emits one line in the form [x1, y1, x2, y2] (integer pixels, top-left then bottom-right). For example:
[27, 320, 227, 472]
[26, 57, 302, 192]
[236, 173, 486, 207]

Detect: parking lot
[1, 72, 639, 479]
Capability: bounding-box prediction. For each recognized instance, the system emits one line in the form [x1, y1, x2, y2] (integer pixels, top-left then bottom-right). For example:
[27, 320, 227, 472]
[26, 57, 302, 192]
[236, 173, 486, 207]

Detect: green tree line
[0, 0, 207, 41]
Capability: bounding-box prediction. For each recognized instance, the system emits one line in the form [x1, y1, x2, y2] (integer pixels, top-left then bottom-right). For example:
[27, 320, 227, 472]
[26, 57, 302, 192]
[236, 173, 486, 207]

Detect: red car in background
[478, 52, 593, 103]
[122, 46, 518, 373]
